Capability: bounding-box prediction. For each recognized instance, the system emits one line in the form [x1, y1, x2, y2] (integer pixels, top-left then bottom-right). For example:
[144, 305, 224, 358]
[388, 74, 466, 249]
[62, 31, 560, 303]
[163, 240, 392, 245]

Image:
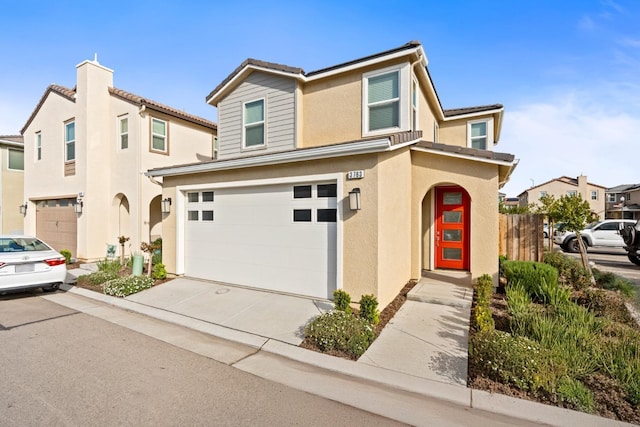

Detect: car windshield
[0, 237, 52, 253]
[584, 221, 600, 230]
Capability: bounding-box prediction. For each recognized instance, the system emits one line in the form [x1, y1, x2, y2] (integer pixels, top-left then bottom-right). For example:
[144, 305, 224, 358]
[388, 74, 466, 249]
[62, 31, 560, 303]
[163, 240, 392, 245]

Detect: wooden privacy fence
[499, 213, 545, 262]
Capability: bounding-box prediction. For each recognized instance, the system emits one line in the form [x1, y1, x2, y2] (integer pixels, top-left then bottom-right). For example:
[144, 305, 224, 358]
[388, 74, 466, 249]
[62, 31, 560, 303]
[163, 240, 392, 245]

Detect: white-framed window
[362, 64, 409, 136]
[243, 98, 265, 149]
[35, 132, 42, 161]
[540, 191, 547, 198]
[467, 119, 493, 150]
[434, 121, 439, 143]
[567, 190, 577, 197]
[591, 190, 598, 200]
[64, 120, 75, 162]
[213, 136, 219, 159]
[411, 77, 419, 131]
[8, 148, 24, 171]
[606, 193, 616, 203]
[119, 116, 129, 150]
[151, 118, 168, 153]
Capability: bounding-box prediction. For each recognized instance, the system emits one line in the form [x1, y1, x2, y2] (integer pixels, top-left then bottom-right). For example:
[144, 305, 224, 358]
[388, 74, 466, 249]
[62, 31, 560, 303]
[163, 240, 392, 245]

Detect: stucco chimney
[578, 175, 587, 198]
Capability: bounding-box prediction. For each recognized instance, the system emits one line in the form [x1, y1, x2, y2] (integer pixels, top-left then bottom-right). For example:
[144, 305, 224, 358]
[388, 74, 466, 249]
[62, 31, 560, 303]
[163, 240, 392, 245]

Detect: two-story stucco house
[518, 175, 606, 219]
[21, 58, 217, 261]
[605, 184, 640, 220]
[0, 135, 25, 234]
[148, 41, 517, 307]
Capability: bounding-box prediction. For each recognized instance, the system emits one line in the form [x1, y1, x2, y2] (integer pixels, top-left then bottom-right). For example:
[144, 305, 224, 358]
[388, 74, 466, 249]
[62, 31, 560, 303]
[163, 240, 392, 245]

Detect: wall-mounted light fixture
[19, 202, 27, 215]
[161, 197, 172, 214]
[74, 199, 83, 214]
[349, 188, 361, 211]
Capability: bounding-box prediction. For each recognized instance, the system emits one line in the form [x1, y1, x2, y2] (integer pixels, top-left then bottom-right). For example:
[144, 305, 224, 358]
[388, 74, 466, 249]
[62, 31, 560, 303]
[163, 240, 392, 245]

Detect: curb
[58, 284, 633, 427]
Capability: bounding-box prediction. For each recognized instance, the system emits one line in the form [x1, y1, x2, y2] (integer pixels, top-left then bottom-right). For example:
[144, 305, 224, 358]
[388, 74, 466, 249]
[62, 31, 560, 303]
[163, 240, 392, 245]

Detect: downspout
[138, 104, 145, 250]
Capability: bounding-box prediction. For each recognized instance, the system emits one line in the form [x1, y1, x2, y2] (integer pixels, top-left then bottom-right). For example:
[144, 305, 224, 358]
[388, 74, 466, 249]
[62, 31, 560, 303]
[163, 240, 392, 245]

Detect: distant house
[518, 175, 606, 219]
[605, 184, 640, 220]
[20, 58, 217, 260]
[0, 135, 24, 234]
[148, 41, 518, 306]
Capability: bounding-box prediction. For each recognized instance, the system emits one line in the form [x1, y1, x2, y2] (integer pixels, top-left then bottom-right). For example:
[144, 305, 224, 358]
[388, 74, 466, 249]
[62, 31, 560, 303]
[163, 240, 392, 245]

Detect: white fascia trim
[411, 146, 515, 167]
[442, 108, 504, 122]
[207, 65, 304, 105]
[306, 47, 423, 82]
[0, 140, 25, 148]
[147, 138, 392, 177]
[388, 138, 422, 151]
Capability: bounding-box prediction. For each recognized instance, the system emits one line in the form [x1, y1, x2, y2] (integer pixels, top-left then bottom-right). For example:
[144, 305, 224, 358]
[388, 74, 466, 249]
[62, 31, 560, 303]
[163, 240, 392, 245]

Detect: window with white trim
[362, 64, 409, 136]
[567, 190, 577, 197]
[468, 119, 491, 150]
[411, 78, 419, 131]
[8, 149, 24, 171]
[540, 191, 547, 198]
[35, 132, 42, 160]
[434, 121, 439, 143]
[213, 136, 219, 159]
[119, 116, 129, 149]
[591, 190, 598, 200]
[65, 120, 75, 162]
[151, 118, 167, 153]
[243, 99, 265, 148]
[606, 193, 616, 203]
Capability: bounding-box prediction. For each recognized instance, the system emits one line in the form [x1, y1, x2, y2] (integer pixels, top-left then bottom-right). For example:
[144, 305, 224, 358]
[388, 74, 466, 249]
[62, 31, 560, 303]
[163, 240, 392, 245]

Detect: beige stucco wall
[524, 177, 606, 219]
[1, 146, 24, 234]
[411, 151, 500, 285]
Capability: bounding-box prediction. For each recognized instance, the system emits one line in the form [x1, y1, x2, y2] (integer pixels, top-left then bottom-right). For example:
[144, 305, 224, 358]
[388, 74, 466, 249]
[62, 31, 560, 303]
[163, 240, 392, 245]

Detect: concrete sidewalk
[58, 266, 630, 426]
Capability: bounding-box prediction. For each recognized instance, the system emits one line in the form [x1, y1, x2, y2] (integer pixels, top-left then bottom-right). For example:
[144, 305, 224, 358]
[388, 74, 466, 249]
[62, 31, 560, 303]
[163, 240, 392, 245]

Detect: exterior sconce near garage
[161, 197, 172, 214]
[74, 199, 83, 214]
[349, 188, 361, 211]
[19, 202, 27, 215]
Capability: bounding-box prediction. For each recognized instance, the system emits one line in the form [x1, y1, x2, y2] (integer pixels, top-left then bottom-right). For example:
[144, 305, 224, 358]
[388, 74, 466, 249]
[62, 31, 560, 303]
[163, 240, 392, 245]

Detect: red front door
[435, 186, 470, 270]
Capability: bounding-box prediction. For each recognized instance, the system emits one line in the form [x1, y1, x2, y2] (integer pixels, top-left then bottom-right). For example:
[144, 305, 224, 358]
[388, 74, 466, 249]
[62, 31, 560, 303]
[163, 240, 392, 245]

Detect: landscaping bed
[72, 258, 170, 296]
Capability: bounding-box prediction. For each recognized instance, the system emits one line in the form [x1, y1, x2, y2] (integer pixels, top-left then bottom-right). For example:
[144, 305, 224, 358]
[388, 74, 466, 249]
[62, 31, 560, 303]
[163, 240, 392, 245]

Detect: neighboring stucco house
[148, 41, 517, 307]
[21, 58, 217, 261]
[606, 184, 640, 220]
[0, 135, 25, 234]
[518, 175, 606, 219]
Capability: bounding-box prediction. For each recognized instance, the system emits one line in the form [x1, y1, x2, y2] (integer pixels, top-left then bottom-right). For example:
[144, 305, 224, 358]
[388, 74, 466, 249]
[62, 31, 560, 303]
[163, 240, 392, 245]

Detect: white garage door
[184, 182, 337, 299]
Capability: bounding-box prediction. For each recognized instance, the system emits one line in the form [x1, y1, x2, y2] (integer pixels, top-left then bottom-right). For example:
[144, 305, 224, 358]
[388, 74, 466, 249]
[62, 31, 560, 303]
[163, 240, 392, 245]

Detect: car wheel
[42, 283, 60, 292]
[567, 238, 582, 253]
[628, 254, 640, 266]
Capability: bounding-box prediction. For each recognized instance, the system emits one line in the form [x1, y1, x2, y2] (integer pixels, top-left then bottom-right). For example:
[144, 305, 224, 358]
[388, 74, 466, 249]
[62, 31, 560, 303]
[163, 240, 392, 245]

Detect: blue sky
[1, 0, 638, 196]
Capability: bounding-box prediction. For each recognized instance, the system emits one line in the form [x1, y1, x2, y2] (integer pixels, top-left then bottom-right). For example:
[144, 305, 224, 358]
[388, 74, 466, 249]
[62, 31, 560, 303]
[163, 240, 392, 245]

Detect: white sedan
[0, 236, 67, 294]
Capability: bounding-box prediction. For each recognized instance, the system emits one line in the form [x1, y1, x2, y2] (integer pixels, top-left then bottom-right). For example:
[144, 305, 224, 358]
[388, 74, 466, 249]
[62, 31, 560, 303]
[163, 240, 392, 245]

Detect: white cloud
[578, 15, 597, 31]
[499, 90, 640, 196]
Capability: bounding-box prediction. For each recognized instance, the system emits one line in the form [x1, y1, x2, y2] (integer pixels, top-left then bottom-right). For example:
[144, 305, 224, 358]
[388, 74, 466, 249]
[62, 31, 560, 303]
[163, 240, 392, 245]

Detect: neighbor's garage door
[35, 198, 77, 256]
[184, 182, 337, 299]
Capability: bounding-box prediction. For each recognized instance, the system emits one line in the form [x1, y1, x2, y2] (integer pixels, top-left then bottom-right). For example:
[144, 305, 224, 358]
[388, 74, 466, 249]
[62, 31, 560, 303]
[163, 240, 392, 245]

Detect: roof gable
[21, 84, 76, 134]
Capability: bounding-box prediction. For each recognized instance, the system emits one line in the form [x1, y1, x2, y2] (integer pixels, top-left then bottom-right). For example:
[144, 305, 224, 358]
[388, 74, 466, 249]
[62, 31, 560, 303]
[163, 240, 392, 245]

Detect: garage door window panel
[317, 184, 337, 198]
[293, 185, 312, 199]
[202, 211, 214, 221]
[293, 209, 312, 222]
[188, 211, 199, 221]
[188, 192, 199, 203]
[202, 191, 214, 202]
[317, 209, 337, 223]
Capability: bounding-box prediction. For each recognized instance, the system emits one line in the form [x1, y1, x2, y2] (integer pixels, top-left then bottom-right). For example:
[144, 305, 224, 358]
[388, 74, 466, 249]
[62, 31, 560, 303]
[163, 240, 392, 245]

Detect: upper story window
[151, 118, 168, 153]
[591, 190, 598, 200]
[433, 121, 439, 143]
[606, 193, 616, 203]
[243, 99, 265, 148]
[35, 132, 42, 161]
[8, 149, 24, 171]
[567, 190, 577, 197]
[65, 120, 75, 162]
[468, 120, 491, 150]
[540, 191, 547, 198]
[119, 116, 129, 150]
[411, 78, 419, 131]
[213, 136, 219, 159]
[363, 64, 409, 137]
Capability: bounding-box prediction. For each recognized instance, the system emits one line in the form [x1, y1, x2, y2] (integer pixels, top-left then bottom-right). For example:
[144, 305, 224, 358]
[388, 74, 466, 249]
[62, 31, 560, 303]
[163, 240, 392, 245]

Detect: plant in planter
[140, 241, 161, 277]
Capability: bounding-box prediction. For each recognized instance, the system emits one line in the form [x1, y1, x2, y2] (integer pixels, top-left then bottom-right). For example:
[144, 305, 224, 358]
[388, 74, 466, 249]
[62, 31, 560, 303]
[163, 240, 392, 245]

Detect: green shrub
[104, 275, 154, 297]
[97, 258, 122, 275]
[358, 294, 379, 325]
[152, 263, 167, 280]
[333, 289, 352, 314]
[304, 310, 375, 358]
[557, 377, 595, 413]
[83, 270, 119, 286]
[60, 249, 72, 264]
[470, 329, 562, 392]
[592, 268, 635, 298]
[502, 260, 561, 305]
[543, 251, 591, 290]
[474, 274, 495, 332]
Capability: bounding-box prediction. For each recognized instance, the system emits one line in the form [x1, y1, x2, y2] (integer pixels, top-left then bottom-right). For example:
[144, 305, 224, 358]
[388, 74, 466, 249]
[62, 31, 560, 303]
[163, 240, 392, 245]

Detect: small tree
[549, 194, 597, 285]
[140, 241, 161, 277]
[118, 236, 129, 265]
[535, 194, 557, 250]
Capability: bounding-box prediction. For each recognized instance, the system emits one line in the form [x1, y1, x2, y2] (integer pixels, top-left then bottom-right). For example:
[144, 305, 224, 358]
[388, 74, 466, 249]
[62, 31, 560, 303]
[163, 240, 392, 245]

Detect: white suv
[553, 219, 636, 253]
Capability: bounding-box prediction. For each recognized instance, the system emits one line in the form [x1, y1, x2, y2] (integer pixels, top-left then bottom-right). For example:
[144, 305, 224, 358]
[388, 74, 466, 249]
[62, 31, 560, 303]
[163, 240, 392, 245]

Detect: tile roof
[22, 84, 216, 134]
[0, 135, 24, 144]
[443, 104, 504, 117]
[414, 140, 515, 162]
[109, 87, 216, 129]
[606, 184, 640, 192]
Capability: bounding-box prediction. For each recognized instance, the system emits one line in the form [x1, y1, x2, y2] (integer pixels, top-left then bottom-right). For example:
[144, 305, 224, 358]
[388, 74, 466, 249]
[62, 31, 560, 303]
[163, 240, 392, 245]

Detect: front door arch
[435, 186, 470, 270]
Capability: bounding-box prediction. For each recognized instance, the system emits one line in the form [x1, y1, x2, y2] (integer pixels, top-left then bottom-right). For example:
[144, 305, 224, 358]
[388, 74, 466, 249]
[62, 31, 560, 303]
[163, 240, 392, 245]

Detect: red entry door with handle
[435, 186, 470, 270]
